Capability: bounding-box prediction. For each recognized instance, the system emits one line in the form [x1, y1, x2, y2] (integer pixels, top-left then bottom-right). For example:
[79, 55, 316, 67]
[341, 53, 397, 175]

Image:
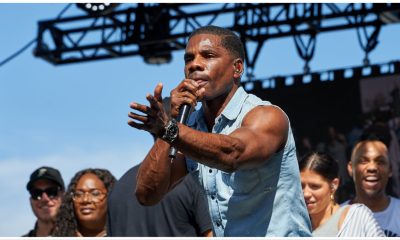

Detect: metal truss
[242, 60, 400, 91]
[35, 3, 400, 77]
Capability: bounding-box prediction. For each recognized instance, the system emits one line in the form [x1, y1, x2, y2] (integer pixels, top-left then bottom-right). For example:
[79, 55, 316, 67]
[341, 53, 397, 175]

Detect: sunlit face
[73, 173, 107, 230]
[29, 179, 63, 223]
[300, 169, 333, 217]
[349, 140, 391, 200]
[184, 33, 240, 101]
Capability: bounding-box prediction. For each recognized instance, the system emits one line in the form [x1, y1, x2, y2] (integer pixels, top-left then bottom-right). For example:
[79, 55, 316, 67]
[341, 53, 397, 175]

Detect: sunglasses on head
[30, 186, 61, 200]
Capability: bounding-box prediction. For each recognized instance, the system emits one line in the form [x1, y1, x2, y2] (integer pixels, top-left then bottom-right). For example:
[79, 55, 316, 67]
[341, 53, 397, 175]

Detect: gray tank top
[313, 206, 348, 237]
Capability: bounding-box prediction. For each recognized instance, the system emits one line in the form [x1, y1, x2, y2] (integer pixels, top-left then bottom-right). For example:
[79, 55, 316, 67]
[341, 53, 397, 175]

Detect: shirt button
[209, 169, 212, 173]
[211, 195, 215, 200]
[216, 221, 221, 227]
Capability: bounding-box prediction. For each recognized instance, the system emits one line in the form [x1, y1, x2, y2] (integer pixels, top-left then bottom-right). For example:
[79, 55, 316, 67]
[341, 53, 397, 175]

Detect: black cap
[26, 166, 65, 191]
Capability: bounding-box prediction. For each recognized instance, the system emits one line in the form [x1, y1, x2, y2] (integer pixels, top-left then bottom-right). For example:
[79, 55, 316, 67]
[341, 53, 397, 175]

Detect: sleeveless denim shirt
[186, 87, 312, 236]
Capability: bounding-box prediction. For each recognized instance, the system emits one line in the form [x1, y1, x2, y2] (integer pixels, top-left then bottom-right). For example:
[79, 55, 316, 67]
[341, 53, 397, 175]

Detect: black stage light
[139, 7, 172, 65]
[141, 44, 172, 65]
[76, 3, 120, 16]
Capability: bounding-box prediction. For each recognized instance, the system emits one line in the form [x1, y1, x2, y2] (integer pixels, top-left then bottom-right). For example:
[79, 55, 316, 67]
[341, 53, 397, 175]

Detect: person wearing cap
[23, 166, 65, 237]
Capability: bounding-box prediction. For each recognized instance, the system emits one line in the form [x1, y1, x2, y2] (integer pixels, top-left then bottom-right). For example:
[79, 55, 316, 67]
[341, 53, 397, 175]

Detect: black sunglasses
[30, 187, 61, 200]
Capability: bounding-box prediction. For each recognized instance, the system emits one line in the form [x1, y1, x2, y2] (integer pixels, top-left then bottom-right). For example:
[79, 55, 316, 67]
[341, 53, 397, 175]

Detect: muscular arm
[135, 137, 188, 206]
[175, 105, 289, 172]
[136, 105, 288, 205]
[131, 82, 288, 205]
[129, 83, 189, 205]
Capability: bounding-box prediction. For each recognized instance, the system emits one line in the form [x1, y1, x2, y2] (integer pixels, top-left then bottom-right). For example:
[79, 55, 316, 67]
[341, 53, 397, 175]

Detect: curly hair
[52, 168, 116, 236]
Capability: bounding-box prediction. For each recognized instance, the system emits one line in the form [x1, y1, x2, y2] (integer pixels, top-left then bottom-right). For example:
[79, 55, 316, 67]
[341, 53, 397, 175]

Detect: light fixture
[139, 7, 172, 65]
[142, 50, 172, 65]
[76, 3, 120, 16]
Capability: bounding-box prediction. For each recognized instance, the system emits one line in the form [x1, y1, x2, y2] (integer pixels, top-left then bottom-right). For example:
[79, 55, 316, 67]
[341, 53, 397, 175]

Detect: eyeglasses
[30, 187, 61, 200]
[71, 189, 107, 203]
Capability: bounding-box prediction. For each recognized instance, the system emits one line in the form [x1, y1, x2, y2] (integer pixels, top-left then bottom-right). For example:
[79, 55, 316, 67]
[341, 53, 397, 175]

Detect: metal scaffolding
[34, 3, 400, 78]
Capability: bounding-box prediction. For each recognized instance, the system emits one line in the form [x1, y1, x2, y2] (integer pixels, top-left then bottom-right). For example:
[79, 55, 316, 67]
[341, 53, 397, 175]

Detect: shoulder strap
[338, 205, 351, 230]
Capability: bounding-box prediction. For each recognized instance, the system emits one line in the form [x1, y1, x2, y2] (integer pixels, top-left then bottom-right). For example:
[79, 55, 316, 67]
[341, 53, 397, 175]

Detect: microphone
[169, 104, 192, 158]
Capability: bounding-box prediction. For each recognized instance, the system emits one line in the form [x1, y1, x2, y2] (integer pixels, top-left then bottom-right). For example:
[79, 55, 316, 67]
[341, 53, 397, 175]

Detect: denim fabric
[186, 87, 312, 236]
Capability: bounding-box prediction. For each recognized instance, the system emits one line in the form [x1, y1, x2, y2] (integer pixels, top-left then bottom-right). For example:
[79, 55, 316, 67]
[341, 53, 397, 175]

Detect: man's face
[184, 33, 240, 101]
[29, 179, 63, 223]
[348, 140, 391, 200]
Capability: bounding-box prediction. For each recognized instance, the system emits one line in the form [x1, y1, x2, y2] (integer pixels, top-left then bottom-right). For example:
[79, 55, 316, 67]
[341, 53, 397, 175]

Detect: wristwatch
[161, 119, 179, 143]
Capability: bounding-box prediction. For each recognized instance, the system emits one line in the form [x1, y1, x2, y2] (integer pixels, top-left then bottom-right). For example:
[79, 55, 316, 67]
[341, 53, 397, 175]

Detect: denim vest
[186, 87, 312, 236]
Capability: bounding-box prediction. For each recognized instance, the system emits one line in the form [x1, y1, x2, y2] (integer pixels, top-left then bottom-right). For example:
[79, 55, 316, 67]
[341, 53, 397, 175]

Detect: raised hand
[128, 83, 169, 137]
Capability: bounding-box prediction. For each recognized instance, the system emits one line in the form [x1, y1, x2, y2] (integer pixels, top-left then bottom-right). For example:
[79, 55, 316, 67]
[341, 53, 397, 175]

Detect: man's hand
[128, 83, 169, 137]
[169, 79, 205, 118]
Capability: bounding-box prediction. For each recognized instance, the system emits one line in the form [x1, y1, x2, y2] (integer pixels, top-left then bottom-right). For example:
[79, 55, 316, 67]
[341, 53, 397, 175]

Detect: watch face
[164, 119, 179, 143]
[168, 124, 178, 138]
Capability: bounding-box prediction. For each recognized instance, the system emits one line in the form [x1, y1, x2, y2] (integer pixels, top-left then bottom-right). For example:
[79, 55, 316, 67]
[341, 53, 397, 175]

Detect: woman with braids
[52, 168, 116, 237]
[299, 152, 385, 237]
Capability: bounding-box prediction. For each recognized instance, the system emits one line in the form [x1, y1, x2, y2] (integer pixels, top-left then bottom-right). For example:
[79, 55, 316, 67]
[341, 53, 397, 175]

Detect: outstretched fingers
[128, 83, 169, 136]
[128, 111, 148, 123]
[130, 102, 155, 117]
[154, 83, 163, 102]
[146, 94, 161, 111]
[127, 119, 146, 130]
[145, 83, 164, 110]
[128, 102, 155, 131]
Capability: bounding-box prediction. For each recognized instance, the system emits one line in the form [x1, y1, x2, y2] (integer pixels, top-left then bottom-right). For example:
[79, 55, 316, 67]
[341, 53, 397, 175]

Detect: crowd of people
[22, 25, 399, 237]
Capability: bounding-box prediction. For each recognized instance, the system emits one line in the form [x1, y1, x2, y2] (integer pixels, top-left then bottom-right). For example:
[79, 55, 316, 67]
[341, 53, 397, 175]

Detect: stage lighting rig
[35, 3, 400, 67]
[76, 3, 119, 16]
[137, 5, 172, 65]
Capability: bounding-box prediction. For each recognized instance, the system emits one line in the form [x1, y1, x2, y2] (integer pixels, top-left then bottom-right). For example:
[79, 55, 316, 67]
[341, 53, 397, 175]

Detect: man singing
[128, 25, 311, 237]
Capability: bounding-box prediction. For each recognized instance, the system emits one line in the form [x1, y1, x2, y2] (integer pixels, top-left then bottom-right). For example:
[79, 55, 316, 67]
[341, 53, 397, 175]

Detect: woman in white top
[299, 152, 385, 237]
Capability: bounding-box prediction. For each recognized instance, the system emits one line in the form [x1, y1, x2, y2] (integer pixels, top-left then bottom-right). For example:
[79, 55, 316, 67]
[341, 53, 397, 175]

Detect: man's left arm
[173, 105, 289, 172]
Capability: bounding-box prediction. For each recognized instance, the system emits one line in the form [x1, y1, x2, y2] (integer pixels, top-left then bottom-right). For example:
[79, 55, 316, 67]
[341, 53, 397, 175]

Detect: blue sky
[0, 3, 399, 236]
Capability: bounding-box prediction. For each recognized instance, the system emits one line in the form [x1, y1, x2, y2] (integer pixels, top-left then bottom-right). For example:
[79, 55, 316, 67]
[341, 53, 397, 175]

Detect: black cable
[0, 3, 72, 68]
[0, 38, 37, 67]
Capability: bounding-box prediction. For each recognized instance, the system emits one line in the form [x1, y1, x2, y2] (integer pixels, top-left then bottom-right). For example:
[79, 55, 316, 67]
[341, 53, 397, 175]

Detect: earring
[330, 193, 335, 215]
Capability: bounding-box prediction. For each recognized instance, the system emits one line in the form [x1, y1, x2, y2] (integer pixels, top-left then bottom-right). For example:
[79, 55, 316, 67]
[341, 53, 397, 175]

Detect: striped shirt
[338, 204, 385, 237]
[313, 204, 385, 237]
[342, 197, 400, 236]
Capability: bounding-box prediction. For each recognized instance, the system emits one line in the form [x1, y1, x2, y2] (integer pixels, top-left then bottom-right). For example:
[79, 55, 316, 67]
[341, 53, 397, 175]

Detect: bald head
[348, 140, 392, 202]
[350, 140, 389, 166]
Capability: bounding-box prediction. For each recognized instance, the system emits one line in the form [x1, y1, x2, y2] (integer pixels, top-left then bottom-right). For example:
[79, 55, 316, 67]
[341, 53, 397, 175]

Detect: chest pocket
[221, 169, 261, 195]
